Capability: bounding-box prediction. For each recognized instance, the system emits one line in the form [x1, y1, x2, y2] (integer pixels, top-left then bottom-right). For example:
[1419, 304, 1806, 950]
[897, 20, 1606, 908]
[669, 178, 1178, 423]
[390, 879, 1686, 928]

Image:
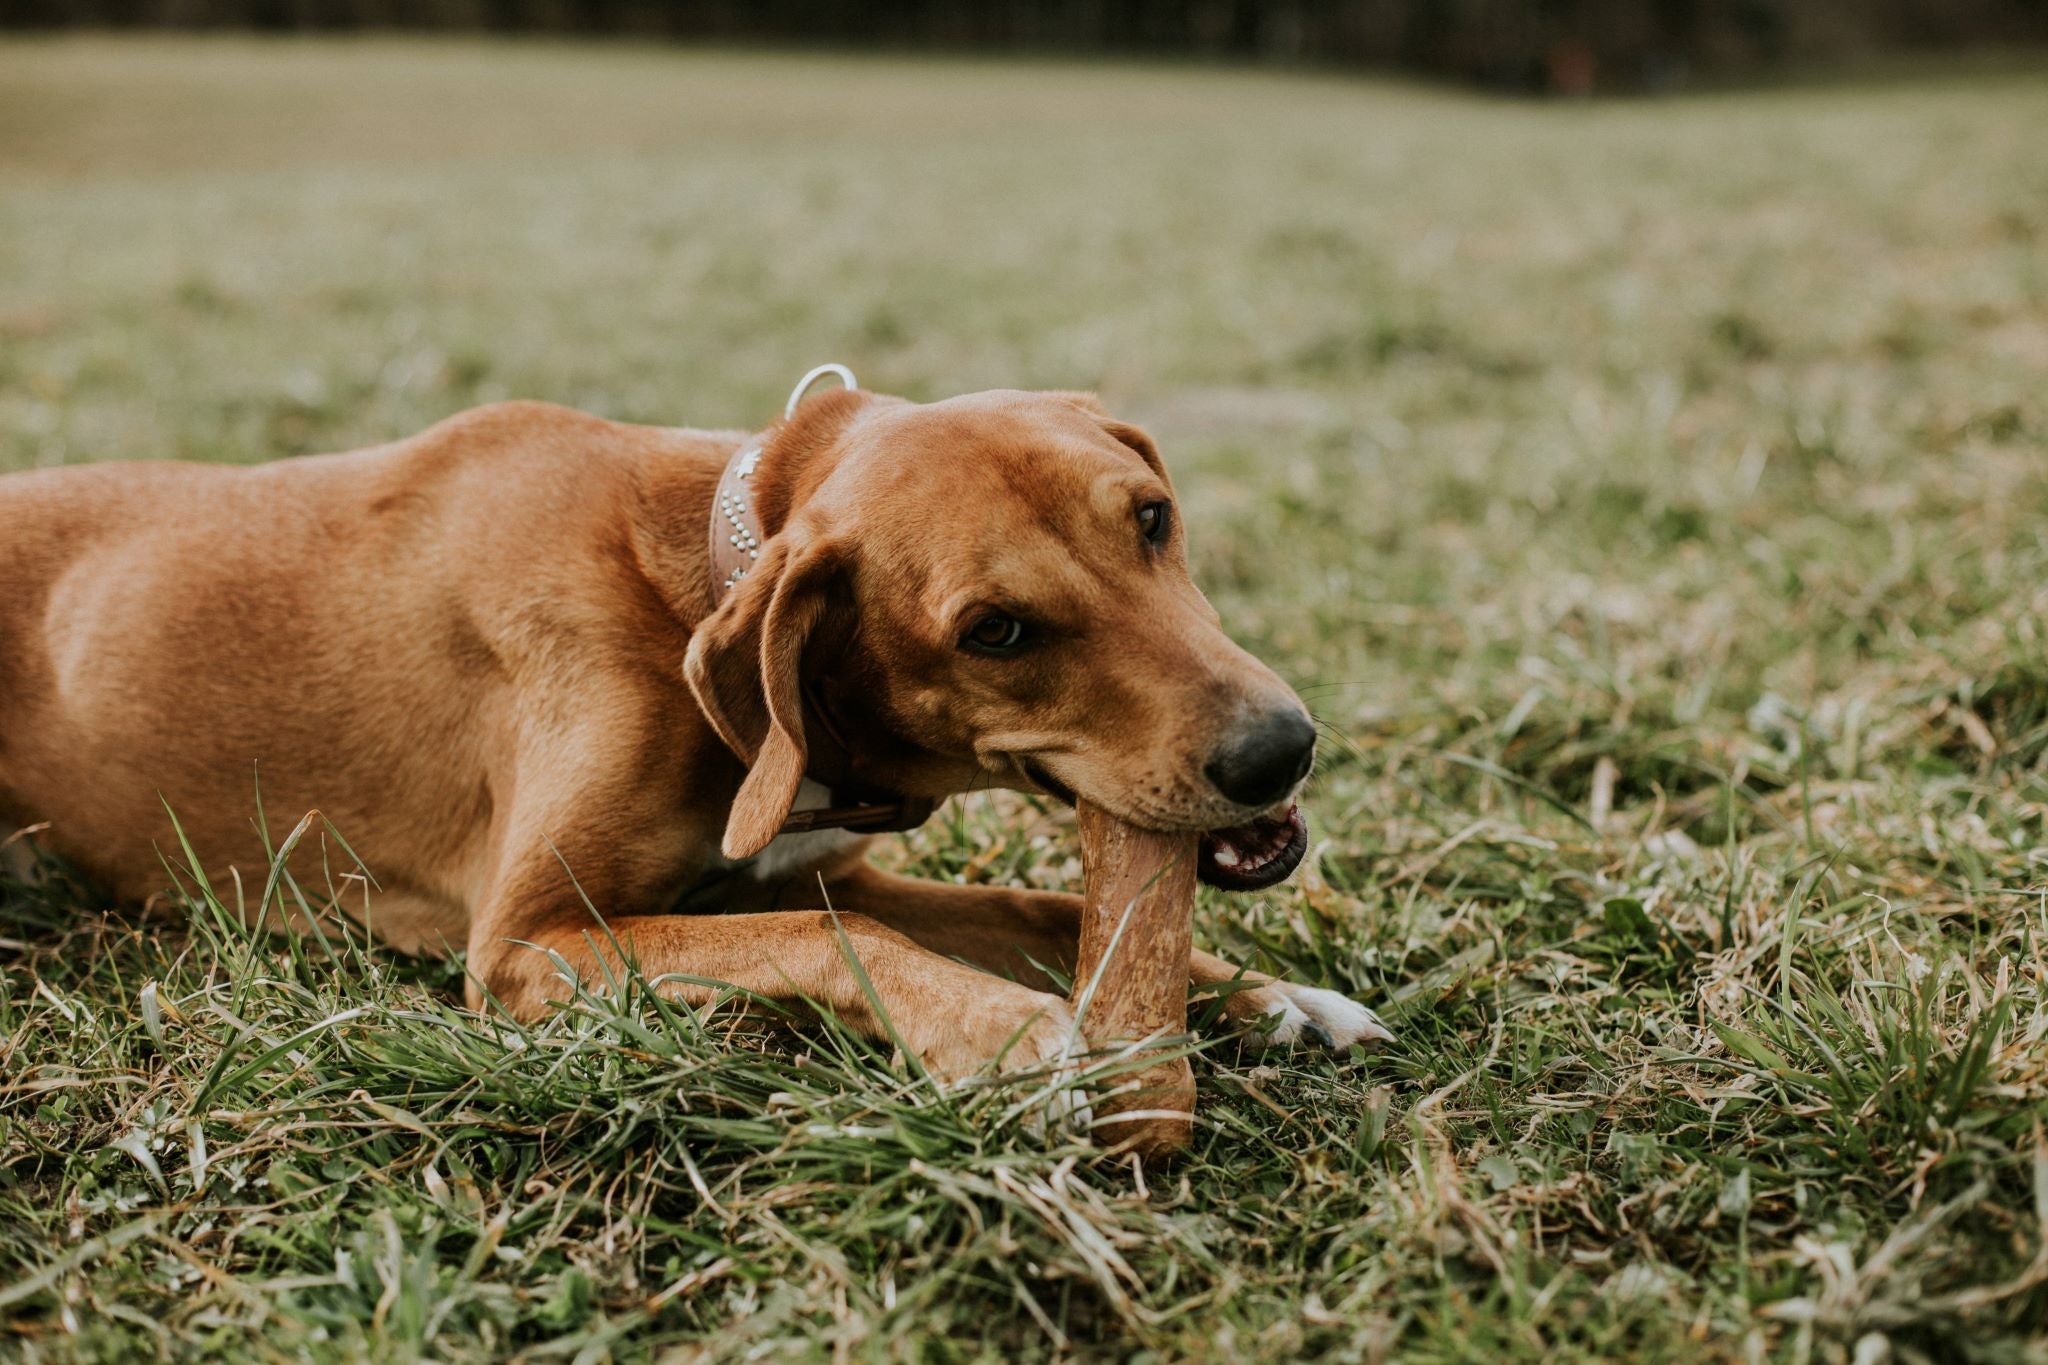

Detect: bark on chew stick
[1072, 801, 1200, 1158]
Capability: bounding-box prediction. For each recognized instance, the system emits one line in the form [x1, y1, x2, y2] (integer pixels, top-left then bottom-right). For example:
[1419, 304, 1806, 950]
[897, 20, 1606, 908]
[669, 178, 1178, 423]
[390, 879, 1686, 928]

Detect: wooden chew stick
[1072, 800, 1200, 1158]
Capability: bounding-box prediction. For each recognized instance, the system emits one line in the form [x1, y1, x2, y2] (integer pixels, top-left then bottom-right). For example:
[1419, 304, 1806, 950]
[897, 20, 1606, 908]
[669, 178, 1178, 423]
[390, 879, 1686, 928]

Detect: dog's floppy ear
[684, 533, 840, 860]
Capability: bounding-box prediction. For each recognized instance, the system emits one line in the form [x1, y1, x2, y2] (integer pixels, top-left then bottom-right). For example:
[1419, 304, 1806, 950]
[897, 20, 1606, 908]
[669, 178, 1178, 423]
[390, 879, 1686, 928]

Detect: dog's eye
[961, 613, 1028, 657]
[1137, 500, 1172, 546]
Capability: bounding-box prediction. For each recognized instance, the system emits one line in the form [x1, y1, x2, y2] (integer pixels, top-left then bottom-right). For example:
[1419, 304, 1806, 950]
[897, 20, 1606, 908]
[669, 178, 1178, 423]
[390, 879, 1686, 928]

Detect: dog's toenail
[1303, 1020, 1336, 1049]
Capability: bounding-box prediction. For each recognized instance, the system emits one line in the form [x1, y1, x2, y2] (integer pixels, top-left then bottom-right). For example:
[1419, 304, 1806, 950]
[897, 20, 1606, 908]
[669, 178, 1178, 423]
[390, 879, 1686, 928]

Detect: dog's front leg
[466, 841, 1080, 1081]
[818, 863, 1392, 1050]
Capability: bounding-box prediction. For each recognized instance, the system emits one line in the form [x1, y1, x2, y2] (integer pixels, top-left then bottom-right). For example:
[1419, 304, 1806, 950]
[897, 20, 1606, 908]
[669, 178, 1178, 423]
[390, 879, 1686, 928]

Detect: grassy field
[5, 35, 2048, 1362]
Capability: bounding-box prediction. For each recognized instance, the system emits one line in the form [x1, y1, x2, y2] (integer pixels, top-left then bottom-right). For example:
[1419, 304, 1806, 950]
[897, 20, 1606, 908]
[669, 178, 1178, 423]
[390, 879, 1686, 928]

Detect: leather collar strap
[707, 364, 935, 841]
[707, 437, 765, 607]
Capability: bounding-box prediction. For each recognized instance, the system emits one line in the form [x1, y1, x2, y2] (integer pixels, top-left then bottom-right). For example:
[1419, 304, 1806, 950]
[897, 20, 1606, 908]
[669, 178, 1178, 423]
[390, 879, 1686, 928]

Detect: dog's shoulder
[378, 401, 730, 485]
[387, 400, 623, 470]
[287, 401, 649, 532]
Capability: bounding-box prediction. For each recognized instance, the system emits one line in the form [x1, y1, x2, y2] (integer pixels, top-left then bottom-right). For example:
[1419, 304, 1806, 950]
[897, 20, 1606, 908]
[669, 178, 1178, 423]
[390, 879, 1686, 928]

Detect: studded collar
[707, 439, 766, 606]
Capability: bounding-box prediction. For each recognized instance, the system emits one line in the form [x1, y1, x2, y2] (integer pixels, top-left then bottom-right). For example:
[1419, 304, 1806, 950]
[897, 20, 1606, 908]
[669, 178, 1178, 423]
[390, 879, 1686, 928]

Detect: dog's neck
[778, 678, 936, 836]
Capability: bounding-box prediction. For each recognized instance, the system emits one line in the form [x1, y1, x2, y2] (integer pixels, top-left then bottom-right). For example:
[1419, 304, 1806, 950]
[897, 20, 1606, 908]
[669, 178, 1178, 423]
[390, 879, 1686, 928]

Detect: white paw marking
[1260, 984, 1394, 1050]
[1037, 1064, 1094, 1137]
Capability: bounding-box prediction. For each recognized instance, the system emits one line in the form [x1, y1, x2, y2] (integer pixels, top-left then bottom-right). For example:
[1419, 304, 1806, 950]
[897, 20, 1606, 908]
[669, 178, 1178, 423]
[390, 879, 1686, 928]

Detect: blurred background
[6, 0, 2048, 94]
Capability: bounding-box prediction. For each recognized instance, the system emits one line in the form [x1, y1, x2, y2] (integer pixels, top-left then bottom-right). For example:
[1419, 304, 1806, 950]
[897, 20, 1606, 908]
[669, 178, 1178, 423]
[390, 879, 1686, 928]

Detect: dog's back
[3, 458, 347, 894]
[2, 409, 593, 899]
[2, 462, 226, 884]
[0, 402, 735, 918]
[0, 460, 228, 774]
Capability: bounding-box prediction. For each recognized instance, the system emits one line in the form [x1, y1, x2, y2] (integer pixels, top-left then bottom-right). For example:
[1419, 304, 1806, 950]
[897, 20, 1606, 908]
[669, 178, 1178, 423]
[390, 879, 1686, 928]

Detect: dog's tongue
[1197, 804, 1308, 892]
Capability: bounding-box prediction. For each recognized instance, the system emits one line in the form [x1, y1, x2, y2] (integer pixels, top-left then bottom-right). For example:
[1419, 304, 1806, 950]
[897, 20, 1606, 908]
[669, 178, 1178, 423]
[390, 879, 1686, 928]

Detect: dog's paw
[1243, 982, 1393, 1052]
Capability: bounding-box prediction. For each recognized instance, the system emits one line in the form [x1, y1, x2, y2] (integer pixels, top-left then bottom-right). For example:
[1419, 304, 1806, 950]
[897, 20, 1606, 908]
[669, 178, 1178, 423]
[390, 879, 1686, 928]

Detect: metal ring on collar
[785, 364, 858, 419]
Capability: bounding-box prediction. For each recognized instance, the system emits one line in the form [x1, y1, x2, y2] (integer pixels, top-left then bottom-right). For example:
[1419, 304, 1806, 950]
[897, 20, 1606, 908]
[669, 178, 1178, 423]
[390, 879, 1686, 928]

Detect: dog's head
[685, 388, 1315, 889]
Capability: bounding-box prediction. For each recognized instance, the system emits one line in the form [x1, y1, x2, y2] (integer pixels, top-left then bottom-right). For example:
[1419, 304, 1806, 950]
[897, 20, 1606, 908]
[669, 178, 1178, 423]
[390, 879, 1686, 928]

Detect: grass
[4, 34, 2048, 1362]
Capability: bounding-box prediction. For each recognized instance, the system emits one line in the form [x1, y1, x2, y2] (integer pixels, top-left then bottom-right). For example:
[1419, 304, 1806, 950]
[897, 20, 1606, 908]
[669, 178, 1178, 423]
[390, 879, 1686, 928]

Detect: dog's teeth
[1213, 846, 1241, 868]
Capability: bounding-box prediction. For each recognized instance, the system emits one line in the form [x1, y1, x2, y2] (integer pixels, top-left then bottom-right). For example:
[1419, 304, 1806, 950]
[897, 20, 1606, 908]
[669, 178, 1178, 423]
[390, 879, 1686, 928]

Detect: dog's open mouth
[1021, 761, 1308, 893]
[1197, 803, 1307, 892]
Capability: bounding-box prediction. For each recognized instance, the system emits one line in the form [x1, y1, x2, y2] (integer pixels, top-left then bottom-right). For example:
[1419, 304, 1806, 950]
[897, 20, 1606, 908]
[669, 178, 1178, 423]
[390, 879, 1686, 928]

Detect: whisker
[1307, 714, 1376, 769]
[1296, 679, 1383, 697]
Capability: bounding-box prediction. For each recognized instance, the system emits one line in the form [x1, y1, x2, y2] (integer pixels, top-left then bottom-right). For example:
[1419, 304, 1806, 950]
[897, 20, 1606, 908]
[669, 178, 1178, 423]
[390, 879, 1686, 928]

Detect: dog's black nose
[1204, 707, 1316, 809]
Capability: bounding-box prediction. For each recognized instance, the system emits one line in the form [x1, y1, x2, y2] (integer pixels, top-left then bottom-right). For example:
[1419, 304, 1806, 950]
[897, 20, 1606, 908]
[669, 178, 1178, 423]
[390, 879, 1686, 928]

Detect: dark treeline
[7, 1, 2047, 92]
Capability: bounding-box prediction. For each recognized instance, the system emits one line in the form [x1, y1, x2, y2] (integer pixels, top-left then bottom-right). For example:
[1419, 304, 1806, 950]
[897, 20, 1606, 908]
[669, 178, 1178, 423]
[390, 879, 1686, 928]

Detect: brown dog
[0, 384, 1389, 1085]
